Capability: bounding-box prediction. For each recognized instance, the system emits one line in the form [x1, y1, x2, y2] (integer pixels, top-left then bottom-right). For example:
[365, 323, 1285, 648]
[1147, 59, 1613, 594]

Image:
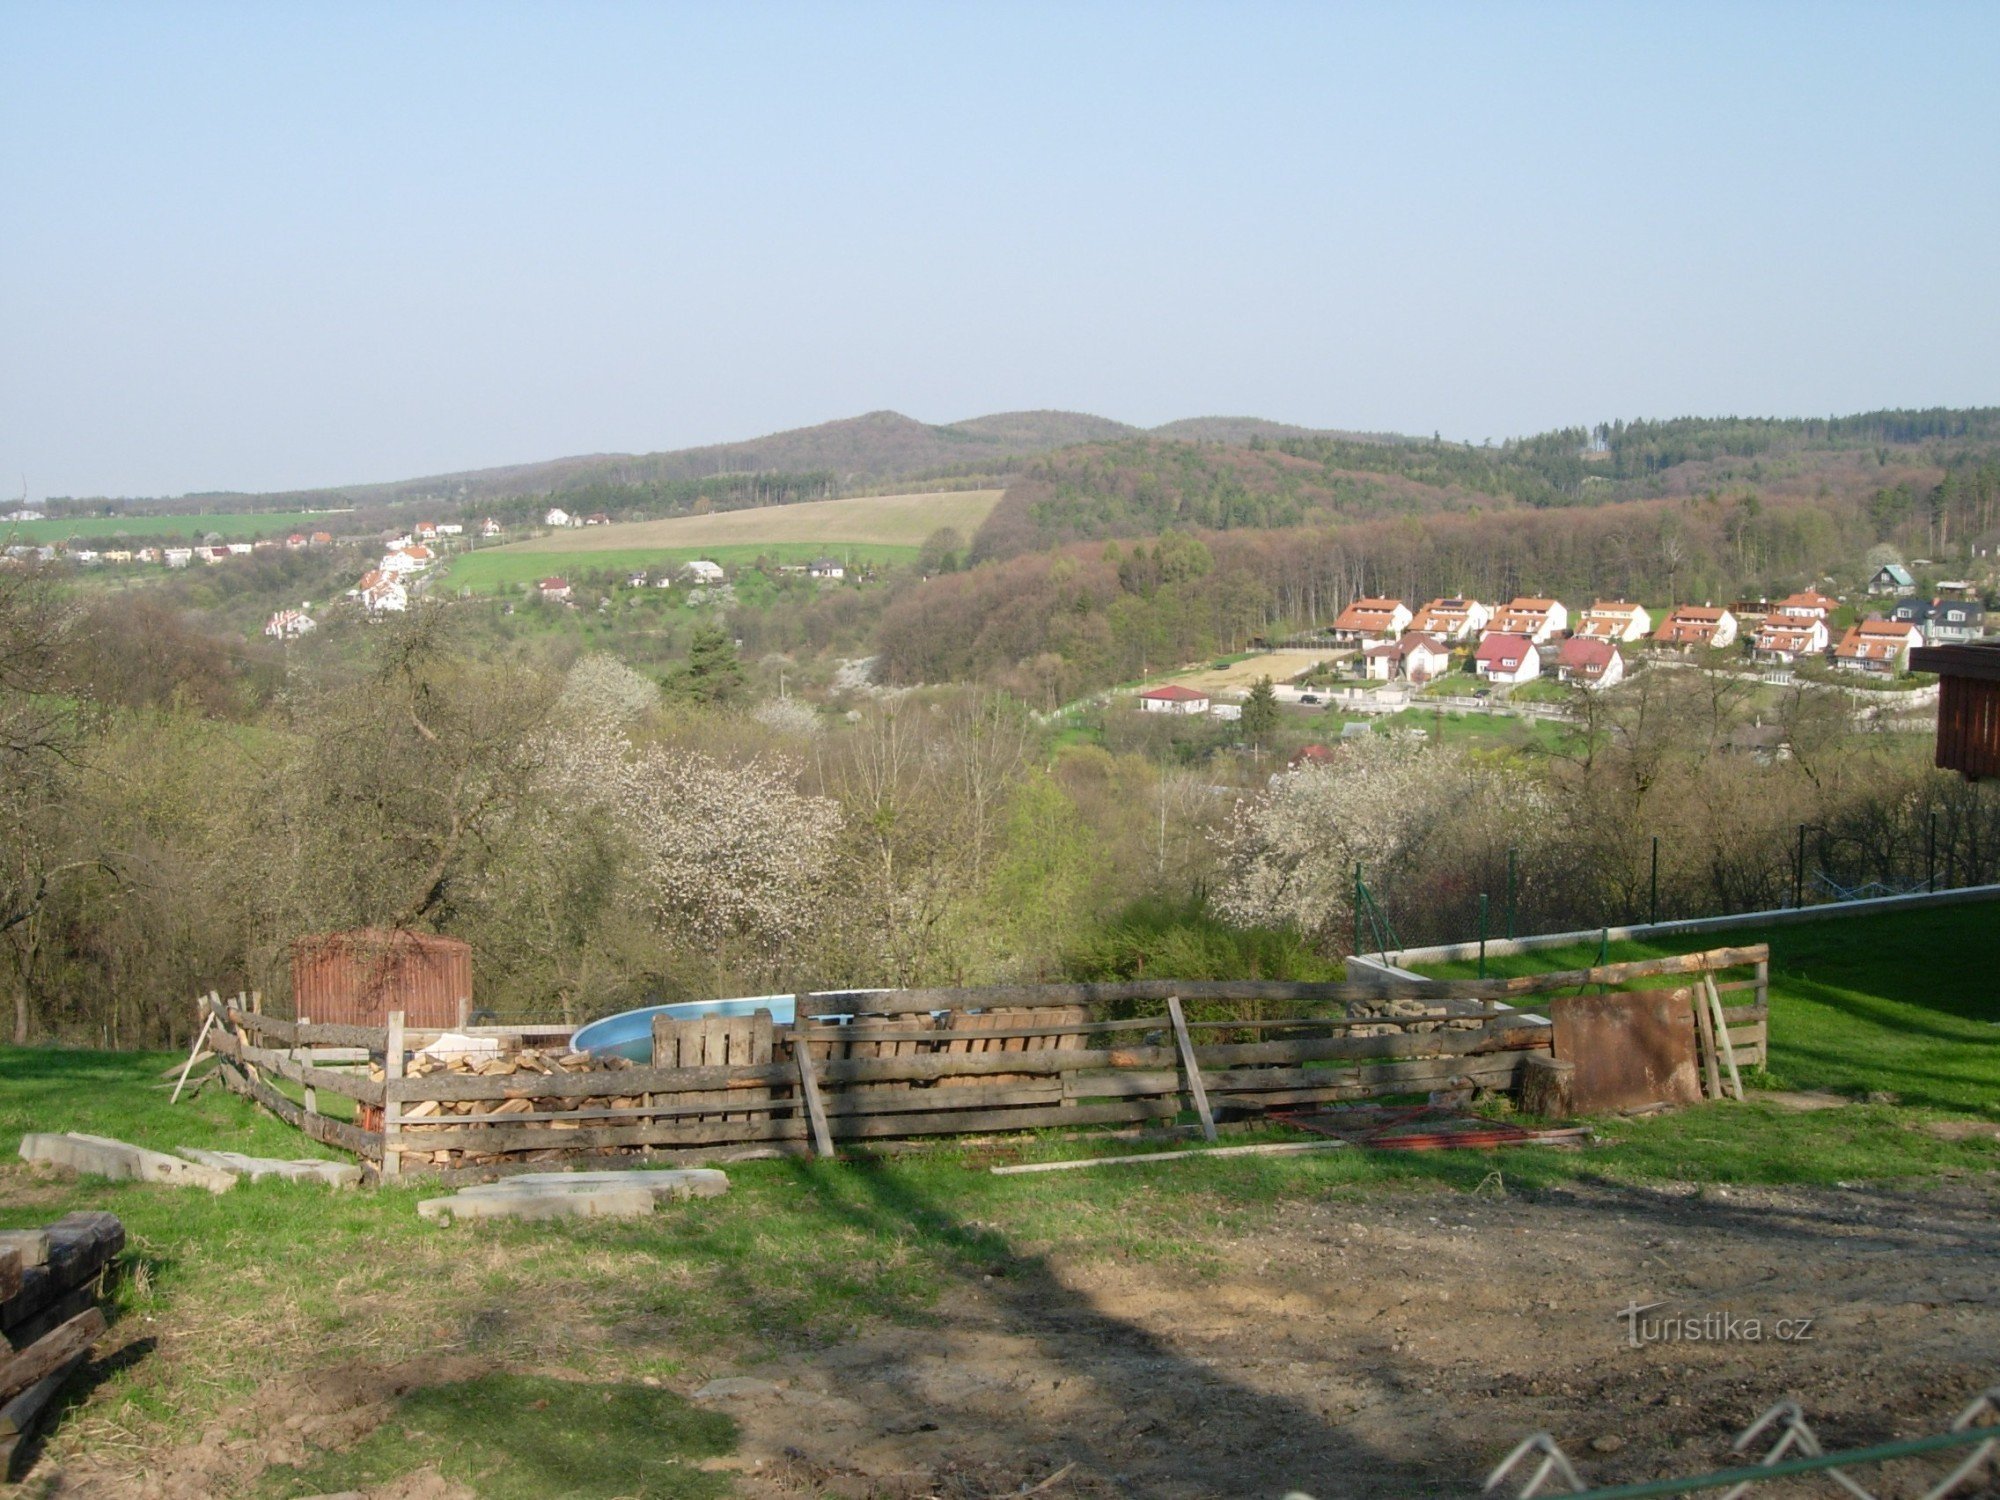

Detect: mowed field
[439, 488, 1002, 593]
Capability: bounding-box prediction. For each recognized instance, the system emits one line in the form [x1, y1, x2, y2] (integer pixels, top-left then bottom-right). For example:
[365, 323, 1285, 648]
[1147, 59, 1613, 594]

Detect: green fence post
[1505, 847, 1518, 940]
[1477, 893, 1489, 980]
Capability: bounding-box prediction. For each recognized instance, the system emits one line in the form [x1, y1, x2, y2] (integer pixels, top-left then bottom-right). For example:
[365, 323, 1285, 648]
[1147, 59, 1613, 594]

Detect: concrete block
[455, 1169, 728, 1202]
[175, 1148, 363, 1188]
[417, 1186, 656, 1224]
[19, 1133, 235, 1194]
[0, 1232, 49, 1270]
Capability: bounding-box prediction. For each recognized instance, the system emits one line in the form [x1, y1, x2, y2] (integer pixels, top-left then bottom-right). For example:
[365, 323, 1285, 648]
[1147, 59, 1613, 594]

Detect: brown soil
[36, 1175, 2000, 1499]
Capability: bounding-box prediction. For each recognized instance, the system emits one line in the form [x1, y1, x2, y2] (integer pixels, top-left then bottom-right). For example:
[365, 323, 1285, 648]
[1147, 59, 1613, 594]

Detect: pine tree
[1241, 676, 1280, 742]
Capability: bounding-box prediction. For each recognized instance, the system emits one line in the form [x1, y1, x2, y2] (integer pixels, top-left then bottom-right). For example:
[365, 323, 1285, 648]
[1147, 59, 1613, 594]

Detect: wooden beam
[991, 1140, 1351, 1176]
[794, 1033, 834, 1159]
[1691, 975, 1723, 1100]
[381, 1010, 405, 1182]
[1166, 997, 1217, 1143]
[170, 1008, 217, 1105]
[1704, 974, 1744, 1101]
[0, 1308, 103, 1406]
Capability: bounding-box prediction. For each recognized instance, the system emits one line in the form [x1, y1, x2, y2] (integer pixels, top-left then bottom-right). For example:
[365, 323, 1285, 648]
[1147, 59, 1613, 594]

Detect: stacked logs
[1, 1213, 122, 1475]
[371, 1047, 649, 1169]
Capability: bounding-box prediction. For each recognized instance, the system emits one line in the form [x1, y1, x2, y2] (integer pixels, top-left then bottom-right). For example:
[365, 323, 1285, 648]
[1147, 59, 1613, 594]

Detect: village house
[1752, 615, 1830, 663]
[1330, 597, 1413, 646]
[681, 559, 726, 585]
[1867, 562, 1916, 596]
[1288, 744, 1335, 770]
[537, 577, 573, 602]
[1894, 596, 1988, 645]
[414, 521, 440, 542]
[1137, 684, 1211, 715]
[1473, 632, 1541, 685]
[310, 531, 334, 546]
[1409, 597, 1490, 642]
[226, 542, 254, 556]
[543, 507, 576, 528]
[1487, 597, 1569, 644]
[585, 512, 611, 526]
[1833, 619, 1922, 676]
[376, 549, 424, 578]
[1360, 631, 1450, 684]
[434, 522, 463, 536]
[1556, 635, 1625, 689]
[1654, 604, 1739, 649]
[1574, 600, 1652, 641]
[164, 547, 192, 568]
[480, 517, 503, 538]
[101, 549, 132, 564]
[808, 557, 846, 580]
[627, 571, 650, 588]
[286, 533, 309, 549]
[1775, 588, 1839, 622]
[263, 609, 316, 640]
[363, 580, 408, 613]
[68, 547, 100, 565]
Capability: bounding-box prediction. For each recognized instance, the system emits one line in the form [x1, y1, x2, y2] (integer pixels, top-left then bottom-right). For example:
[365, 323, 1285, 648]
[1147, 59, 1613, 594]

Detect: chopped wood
[0, 1308, 104, 1406]
[991, 1140, 1352, 1175]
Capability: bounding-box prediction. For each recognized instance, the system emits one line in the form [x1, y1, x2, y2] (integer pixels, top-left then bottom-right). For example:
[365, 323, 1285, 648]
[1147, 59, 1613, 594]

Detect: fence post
[1649, 835, 1660, 926]
[1477, 893, 1489, 980]
[297, 1014, 316, 1118]
[1928, 811, 1938, 894]
[1353, 864, 1363, 958]
[381, 1009, 405, 1183]
[1793, 823, 1806, 909]
[1505, 848, 1518, 940]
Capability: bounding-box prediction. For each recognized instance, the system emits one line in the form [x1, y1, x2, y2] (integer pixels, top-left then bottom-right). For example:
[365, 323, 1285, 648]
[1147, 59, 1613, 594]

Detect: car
[1299, 693, 1321, 705]
[1472, 688, 1491, 698]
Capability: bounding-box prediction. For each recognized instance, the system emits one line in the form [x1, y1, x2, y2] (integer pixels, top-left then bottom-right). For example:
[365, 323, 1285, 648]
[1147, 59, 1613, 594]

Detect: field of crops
[441, 540, 921, 593]
[1, 511, 352, 544]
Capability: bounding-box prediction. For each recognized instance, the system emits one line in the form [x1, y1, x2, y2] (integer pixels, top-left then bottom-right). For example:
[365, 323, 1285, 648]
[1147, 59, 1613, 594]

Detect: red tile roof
[1138, 684, 1208, 702]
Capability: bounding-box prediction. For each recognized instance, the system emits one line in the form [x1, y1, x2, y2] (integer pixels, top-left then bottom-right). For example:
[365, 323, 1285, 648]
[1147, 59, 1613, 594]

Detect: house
[377, 550, 423, 578]
[434, 522, 463, 536]
[808, 557, 845, 580]
[537, 577, 572, 602]
[286, 533, 309, 549]
[263, 609, 316, 640]
[584, 512, 611, 527]
[1360, 631, 1450, 683]
[1654, 605, 1739, 649]
[102, 549, 132, 564]
[1330, 597, 1413, 646]
[136, 547, 162, 564]
[414, 522, 440, 542]
[1473, 633, 1541, 685]
[1487, 598, 1568, 644]
[164, 548, 192, 568]
[1775, 589, 1838, 622]
[1897, 597, 1989, 645]
[1833, 619, 1922, 676]
[1752, 616, 1830, 662]
[1288, 744, 1335, 770]
[544, 507, 575, 528]
[1137, 684, 1211, 715]
[226, 542, 254, 556]
[1409, 597, 1490, 642]
[68, 547, 101, 565]
[310, 531, 333, 546]
[1731, 599, 1773, 628]
[1867, 562, 1916, 595]
[1556, 636, 1625, 689]
[480, 517, 503, 538]
[1574, 601, 1652, 642]
[653, 575, 674, 589]
[627, 571, 650, 588]
[362, 580, 407, 614]
[681, 559, 726, 585]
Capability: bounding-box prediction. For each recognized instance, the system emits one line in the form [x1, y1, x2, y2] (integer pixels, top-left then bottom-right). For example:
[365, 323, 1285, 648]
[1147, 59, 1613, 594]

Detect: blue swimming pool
[569, 991, 886, 1062]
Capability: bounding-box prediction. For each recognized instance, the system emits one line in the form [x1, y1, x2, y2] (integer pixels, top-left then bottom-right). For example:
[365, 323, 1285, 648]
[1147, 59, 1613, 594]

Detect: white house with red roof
[1329, 597, 1412, 646]
[1574, 601, 1652, 642]
[1410, 597, 1490, 642]
[263, 609, 316, 640]
[1556, 635, 1625, 689]
[1775, 589, 1838, 622]
[1654, 605, 1738, 649]
[1473, 633, 1541, 685]
[1137, 684, 1211, 715]
[1752, 615, 1830, 662]
[537, 577, 573, 602]
[1487, 598, 1568, 644]
[1361, 632, 1450, 684]
[1833, 619, 1922, 676]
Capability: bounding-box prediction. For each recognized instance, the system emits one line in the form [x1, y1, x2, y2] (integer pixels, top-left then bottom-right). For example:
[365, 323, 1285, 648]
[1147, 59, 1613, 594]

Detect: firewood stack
[0, 1212, 122, 1474]
[369, 1047, 654, 1169]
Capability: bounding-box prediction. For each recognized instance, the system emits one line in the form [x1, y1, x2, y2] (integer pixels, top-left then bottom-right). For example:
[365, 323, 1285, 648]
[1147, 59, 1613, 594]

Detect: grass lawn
[4, 511, 350, 546]
[439, 541, 919, 595]
[0, 901, 1995, 1490]
[1381, 705, 1579, 755]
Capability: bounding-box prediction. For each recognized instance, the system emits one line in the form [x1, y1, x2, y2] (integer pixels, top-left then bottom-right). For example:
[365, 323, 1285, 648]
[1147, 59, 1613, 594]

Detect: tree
[1240, 676, 1280, 742]
[682, 624, 743, 705]
[918, 526, 964, 575]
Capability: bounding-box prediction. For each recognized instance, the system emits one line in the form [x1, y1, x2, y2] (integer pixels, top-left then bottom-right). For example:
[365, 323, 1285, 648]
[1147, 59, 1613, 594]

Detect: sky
[4, 3, 1998, 501]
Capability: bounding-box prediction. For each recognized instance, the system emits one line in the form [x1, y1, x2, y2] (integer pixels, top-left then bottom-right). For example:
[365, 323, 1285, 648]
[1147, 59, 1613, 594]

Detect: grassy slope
[442, 540, 917, 594]
[503, 490, 1002, 553]
[5, 512, 351, 545]
[0, 903, 1994, 1489]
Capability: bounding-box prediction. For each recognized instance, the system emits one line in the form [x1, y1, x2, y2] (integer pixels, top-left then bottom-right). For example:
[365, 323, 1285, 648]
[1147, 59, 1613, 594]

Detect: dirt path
[694, 1175, 2000, 1498]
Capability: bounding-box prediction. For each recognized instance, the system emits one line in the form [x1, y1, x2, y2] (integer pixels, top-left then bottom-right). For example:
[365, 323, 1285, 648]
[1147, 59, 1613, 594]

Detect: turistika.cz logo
[1617, 1300, 1815, 1348]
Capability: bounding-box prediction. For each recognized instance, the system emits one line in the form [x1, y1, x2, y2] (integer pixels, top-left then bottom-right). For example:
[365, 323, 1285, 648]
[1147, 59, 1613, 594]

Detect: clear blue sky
[4, 2, 1997, 500]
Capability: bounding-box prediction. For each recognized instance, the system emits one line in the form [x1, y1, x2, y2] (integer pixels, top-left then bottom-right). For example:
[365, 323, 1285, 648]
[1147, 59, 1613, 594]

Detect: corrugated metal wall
[291, 930, 473, 1027]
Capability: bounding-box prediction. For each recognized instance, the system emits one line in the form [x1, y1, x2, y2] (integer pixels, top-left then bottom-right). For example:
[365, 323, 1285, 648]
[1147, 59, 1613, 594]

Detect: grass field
[505, 489, 997, 554]
[1, 900, 1994, 1491]
[1, 511, 352, 545]
[441, 540, 920, 594]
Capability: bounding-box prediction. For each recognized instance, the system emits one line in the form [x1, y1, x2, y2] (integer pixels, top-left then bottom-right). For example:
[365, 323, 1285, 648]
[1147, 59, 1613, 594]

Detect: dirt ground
[47, 1172, 2000, 1499]
[1156, 650, 1347, 698]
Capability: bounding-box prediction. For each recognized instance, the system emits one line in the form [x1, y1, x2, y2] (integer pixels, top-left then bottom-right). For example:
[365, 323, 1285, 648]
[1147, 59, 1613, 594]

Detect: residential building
[1654, 605, 1738, 649]
[681, 559, 726, 585]
[434, 522, 463, 536]
[584, 512, 611, 527]
[286, 533, 309, 549]
[1867, 562, 1916, 595]
[544, 507, 575, 528]
[263, 609, 316, 639]
[164, 548, 192, 568]
[1360, 631, 1450, 683]
[1775, 589, 1838, 622]
[1473, 633, 1541, 685]
[808, 557, 846, 580]
[1329, 597, 1413, 647]
[1833, 620, 1922, 676]
[480, 518, 503, 538]
[414, 522, 440, 542]
[1137, 684, 1211, 715]
[1574, 601, 1652, 641]
[537, 577, 572, 602]
[362, 580, 408, 614]
[1752, 616, 1830, 662]
[1895, 597, 1988, 644]
[1409, 597, 1490, 642]
[1487, 598, 1568, 643]
[309, 531, 334, 546]
[1556, 636, 1625, 689]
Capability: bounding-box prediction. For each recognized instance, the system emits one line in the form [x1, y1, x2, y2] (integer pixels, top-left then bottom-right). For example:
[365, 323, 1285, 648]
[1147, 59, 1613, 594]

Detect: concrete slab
[19, 1133, 235, 1194]
[175, 1148, 363, 1188]
[455, 1169, 728, 1201]
[417, 1186, 656, 1223]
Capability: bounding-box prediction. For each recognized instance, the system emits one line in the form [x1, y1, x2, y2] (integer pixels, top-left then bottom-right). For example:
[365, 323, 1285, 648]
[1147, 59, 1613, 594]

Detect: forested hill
[966, 408, 2000, 561]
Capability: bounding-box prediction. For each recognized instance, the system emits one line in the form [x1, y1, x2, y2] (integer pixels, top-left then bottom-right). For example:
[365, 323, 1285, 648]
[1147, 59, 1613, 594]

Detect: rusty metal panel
[291, 929, 472, 1028]
[1549, 987, 1701, 1113]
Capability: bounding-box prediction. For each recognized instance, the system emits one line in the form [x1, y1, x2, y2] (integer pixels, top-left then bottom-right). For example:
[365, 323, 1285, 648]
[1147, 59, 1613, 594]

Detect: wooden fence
[200, 946, 1768, 1184]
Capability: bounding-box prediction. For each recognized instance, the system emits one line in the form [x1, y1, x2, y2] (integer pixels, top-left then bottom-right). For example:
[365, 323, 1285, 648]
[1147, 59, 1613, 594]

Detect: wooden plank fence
[200, 946, 1769, 1182]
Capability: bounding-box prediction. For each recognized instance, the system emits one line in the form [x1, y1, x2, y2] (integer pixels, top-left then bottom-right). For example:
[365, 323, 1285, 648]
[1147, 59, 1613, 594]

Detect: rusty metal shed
[291, 929, 472, 1028]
